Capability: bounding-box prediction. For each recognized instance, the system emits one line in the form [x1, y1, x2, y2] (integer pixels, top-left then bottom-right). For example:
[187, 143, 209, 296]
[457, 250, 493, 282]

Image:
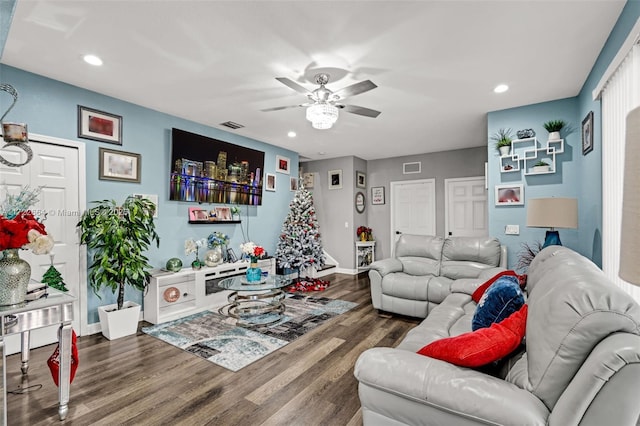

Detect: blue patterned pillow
[472, 277, 524, 331]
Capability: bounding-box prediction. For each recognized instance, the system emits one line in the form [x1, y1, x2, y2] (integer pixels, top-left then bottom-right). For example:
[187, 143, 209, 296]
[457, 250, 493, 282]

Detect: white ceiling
[1, 1, 625, 161]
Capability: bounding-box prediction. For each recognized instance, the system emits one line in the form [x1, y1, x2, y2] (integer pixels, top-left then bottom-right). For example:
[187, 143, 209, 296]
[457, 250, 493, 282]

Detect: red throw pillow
[472, 270, 518, 303]
[417, 304, 528, 367]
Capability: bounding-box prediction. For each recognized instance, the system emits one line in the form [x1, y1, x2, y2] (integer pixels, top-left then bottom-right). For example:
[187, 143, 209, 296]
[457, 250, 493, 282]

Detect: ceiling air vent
[220, 121, 244, 130]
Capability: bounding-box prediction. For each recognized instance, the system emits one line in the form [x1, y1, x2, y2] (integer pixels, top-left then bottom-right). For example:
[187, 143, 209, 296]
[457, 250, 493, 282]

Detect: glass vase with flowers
[205, 231, 230, 266]
[240, 241, 265, 282]
[0, 186, 54, 305]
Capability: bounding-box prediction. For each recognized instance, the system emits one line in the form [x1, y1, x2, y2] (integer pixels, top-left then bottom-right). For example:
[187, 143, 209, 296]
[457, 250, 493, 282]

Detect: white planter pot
[548, 131, 560, 141]
[98, 301, 141, 340]
[498, 146, 511, 156]
[532, 165, 550, 173]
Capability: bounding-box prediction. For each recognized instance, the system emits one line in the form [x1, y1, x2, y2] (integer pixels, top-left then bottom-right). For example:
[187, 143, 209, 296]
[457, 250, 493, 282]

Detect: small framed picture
[99, 147, 141, 183]
[356, 171, 366, 188]
[495, 184, 524, 206]
[265, 173, 276, 191]
[290, 177, 298, 191]
[188, 207, 210, 222]
[582, 111, 594, 155]
[302, 172, 314, 188]
[371, 186, 385, 205]
[215, 206, 232, 221]
[276, 155, 290, 174]
[227, 248, 238, 263]
[133, 193, 159, 218]
[328, 169, 342, 190]
[78, 105, 122, 145]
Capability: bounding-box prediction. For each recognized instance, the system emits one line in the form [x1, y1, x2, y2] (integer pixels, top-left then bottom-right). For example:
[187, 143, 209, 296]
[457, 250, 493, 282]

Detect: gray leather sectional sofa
[368, 234, 507, 318]
[355, 245, 640, 425]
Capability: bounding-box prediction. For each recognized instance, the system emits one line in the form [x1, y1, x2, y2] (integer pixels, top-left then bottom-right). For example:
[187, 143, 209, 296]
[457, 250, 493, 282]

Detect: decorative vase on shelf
[360, 232, 367, 242]
[0, 249, 31, 306]
[191, 256, 202, 270]
[548, 131, 560, 141]
[204, 246, 223, 267]
[245, 256, 262, 282]
[498, 146, 511, 156]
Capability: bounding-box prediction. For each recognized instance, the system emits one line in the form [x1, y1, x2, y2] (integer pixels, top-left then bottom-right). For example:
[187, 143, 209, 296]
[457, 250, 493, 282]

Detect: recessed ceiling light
[83, 54, 103, 66]
[318, 151, 326, 155]
[494, 84, 509, 93]
[287, 131, 296, 138]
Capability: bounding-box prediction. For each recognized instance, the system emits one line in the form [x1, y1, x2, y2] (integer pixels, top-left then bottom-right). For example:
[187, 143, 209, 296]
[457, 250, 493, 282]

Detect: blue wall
[488, 98, 580, 269]
[0, 65, 297, 324]
[488, 0, 640, 270]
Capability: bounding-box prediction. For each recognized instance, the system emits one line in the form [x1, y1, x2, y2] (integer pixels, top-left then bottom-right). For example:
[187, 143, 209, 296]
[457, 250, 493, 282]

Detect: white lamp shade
[527, 198, 578, 229]
[620, 106, 640, 285]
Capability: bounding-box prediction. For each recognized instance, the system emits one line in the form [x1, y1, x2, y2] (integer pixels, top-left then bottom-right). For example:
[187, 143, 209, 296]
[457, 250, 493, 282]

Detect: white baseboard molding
[334, 267, 359, 275]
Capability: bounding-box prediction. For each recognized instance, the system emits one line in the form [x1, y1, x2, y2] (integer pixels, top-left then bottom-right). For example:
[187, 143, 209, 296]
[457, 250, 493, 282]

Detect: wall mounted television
[170, 128, 264, 205]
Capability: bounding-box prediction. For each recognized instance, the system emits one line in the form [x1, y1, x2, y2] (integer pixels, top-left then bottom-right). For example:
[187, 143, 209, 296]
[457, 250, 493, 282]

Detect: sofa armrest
[368, 258, 403, 276]
[355, 348, 549, 425]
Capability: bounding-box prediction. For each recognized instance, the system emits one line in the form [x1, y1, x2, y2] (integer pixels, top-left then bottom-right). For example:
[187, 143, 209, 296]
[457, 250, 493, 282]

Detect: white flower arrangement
[185, 238, 206, 255]
[26, 229, 55, 255]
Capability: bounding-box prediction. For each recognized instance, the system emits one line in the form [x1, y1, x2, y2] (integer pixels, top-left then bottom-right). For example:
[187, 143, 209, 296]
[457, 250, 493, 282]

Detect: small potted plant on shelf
[543, 119, 565, 141]
[77, 196, 160, 340]
[532, 160, 551, 173]
[490, 128, 514, 156]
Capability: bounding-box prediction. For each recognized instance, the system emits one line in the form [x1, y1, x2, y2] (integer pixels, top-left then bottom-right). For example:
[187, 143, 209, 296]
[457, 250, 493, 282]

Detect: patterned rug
[142, 294, 357, 371]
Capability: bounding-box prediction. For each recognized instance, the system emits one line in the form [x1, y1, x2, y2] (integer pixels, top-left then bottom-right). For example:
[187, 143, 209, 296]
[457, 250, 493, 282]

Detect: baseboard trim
[334, 267, 358, 275]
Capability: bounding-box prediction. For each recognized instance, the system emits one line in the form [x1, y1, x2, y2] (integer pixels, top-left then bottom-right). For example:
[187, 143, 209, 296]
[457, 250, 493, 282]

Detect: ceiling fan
[262, 73, 381, 129]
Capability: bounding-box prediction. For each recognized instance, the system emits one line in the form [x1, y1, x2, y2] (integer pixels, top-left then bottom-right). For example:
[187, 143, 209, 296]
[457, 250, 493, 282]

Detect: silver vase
[0, 249, 31, 306]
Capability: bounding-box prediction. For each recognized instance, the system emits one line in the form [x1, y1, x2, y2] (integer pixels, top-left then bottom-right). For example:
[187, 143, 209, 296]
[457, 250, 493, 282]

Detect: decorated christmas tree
[41, 264, 68, 292]
[275, 185, 326, 282]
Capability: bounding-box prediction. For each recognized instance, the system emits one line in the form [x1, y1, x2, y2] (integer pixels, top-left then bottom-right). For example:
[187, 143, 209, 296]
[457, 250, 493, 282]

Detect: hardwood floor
[6, 273, 419, 425]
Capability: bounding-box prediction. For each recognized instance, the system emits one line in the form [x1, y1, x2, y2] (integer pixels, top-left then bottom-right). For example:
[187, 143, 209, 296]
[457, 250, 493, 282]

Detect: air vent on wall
[403, 162, 421, 174]
[220, 121, 244, 130]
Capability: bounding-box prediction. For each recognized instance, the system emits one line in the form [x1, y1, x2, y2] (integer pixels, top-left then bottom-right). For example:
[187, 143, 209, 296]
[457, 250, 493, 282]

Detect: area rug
[141, 294, 357, 372]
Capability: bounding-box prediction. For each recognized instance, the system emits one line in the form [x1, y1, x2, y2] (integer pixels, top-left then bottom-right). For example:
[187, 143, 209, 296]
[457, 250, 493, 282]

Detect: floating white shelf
[500, 137, 564, 175]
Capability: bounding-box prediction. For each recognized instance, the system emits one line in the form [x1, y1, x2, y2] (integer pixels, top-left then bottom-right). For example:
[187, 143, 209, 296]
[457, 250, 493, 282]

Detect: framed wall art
[265, 173, 276, 191]
[582, 111, 594, 155]
[276, 155, 291, 174]
[78, 105, 122, 145]
[99, 147, 141, 183]
[495, 184, 524, 206]
[302, 172, 314, 188]
[371, 186, 385, 205]
[328, 169, 342, 190]
[355, 191, 365, 214]
[133, 193, 159, 218]
[356, 171, 366, 188]
[290, 177, 298, 191]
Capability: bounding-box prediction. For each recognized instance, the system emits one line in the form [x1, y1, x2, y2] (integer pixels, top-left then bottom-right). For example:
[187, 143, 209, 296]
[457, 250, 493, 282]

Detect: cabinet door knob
[183, 293, 188, 297]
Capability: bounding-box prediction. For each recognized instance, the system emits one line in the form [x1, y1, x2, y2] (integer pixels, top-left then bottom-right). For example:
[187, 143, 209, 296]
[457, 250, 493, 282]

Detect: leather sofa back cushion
[522, 246, 640, 410]
[417, 304, 527, 367]
[441, 237, 502, 279]
[395, 234, 444, 259]
[398, 256, 440, 276]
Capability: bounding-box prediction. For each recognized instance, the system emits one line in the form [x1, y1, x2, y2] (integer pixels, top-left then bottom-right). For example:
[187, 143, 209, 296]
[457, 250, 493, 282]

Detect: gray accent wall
[305, 147, 486, 269]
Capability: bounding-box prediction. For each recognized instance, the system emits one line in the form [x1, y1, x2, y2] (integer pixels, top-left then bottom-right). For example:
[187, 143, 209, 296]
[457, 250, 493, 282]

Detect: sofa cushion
[472, 277, 524, 331]
[381, 273, 433, 301]
[472, 270, 519, 303]
[441, 237, 502, 279]
[417, 304, 528, 367]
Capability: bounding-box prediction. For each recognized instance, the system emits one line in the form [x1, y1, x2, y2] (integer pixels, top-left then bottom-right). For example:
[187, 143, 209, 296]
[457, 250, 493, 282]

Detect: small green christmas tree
[41, 264, 68, 292]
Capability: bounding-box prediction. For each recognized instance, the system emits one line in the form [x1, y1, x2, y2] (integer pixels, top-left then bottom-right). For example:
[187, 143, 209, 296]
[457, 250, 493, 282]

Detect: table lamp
[620, 105, 640, 286]
[527, 198, 578, 248]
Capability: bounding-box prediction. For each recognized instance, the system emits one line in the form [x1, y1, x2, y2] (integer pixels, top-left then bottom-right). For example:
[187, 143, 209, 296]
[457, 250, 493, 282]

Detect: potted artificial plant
[78, 196, 160, 340]
[543, 119, 565, 141]
[491, 128, 514, 156]
[532, 160, 550, 173]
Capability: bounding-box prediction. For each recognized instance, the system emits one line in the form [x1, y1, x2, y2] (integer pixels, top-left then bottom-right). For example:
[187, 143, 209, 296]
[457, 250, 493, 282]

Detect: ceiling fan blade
[275, 77, 312, 96]
[333, 80, 377, 99]
[339, 104, 381, 118]
[261, 103, 312, 112]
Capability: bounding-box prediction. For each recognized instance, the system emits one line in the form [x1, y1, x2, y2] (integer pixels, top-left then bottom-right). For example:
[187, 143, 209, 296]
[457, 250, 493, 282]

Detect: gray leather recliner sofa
[368, 235, 507, 318]
[355, 246, 640, 425]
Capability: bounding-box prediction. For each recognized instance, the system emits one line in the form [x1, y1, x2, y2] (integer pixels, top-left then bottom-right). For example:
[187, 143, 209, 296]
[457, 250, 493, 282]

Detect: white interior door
[390, 179, 436, 253]
[0, 139, 82, 352]
[445, 177, 488, 237]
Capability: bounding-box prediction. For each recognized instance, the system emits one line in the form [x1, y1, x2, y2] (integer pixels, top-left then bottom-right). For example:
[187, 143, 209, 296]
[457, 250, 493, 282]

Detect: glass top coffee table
[217, 275, 292, 326]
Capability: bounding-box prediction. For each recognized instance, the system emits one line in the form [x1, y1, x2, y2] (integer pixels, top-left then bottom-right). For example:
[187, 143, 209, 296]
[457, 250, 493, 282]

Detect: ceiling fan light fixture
[306, 103, 339, 130]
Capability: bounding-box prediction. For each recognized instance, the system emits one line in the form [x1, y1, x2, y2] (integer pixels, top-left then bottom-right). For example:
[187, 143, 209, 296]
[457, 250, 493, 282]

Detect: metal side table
[0, 289, 75, 423]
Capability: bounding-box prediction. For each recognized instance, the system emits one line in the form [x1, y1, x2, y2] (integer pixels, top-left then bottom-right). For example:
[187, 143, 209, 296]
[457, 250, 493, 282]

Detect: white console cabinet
[144, 258, 274, 324]
[355, 241, 376, 273]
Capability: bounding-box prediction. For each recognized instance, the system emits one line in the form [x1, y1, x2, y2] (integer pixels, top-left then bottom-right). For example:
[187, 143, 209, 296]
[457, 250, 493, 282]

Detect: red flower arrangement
[356, 226, 372, 237]
[0, 187, 54, 254]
